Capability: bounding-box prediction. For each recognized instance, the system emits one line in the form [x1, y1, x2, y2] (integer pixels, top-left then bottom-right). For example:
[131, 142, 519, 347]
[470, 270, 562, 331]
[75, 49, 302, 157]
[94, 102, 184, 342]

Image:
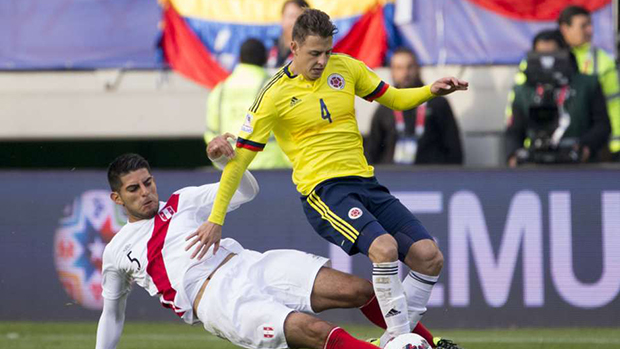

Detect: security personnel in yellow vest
[205, 38, 291, 169]
[559, 6, 620, 159]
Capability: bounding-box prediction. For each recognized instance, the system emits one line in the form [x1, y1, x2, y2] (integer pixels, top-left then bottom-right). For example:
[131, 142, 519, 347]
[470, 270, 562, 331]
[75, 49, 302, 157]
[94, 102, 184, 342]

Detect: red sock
[360, 294, 387, 329]
[324, 327, 380, 349]
[360, 291, 436, 347]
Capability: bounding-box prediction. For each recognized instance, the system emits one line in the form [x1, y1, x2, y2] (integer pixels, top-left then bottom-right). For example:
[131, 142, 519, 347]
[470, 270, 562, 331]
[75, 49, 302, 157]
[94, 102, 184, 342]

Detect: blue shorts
[301, 176, 432, 259]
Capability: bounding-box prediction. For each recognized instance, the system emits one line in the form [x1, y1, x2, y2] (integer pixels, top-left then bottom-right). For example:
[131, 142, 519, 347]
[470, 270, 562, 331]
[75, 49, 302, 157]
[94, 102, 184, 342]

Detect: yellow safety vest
[572, 43, 620, 153]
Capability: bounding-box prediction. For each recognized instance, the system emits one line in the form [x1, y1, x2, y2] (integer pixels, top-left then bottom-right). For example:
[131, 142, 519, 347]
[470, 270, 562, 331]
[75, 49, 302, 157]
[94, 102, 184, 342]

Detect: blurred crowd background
[2, 0, 618, 169]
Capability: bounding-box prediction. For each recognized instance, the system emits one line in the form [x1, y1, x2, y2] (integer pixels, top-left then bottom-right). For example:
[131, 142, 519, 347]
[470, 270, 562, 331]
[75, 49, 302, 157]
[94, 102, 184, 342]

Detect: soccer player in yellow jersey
[186, 9, 468, 348]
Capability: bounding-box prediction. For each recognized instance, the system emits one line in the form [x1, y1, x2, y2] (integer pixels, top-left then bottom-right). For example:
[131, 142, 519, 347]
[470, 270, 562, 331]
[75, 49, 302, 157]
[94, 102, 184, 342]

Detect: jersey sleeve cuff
[208, 155, 229, 170]
[425, 84, 436, 97]
[208, 214, 225, 226]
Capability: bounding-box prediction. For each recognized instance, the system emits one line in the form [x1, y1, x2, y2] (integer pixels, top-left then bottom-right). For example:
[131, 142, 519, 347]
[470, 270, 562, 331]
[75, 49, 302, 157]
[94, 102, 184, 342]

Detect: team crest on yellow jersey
[327, 73, 345, 90]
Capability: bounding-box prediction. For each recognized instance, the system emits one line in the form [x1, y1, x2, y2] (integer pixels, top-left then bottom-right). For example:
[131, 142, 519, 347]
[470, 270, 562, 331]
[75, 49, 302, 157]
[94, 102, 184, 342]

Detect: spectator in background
[366, 47, 463, 165]
[205, 39, 291, 169]
[505, 29, 610, 167]
[267, 0, 309, 68]
[558, 5, 620, 160]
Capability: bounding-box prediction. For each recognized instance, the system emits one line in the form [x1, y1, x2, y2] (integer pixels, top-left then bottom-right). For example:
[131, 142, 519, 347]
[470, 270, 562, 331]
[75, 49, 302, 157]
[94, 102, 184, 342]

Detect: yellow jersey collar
[284, 63, 298, 78]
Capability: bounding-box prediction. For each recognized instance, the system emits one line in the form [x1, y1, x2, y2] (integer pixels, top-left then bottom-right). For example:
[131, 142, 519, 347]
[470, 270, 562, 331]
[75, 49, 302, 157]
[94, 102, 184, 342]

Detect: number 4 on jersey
[320, 99, 332, 123]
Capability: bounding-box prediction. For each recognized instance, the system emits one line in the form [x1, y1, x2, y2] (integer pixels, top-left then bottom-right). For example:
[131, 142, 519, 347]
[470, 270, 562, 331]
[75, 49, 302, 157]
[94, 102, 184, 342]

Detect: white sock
[372, 262, 410, 340]
[402, 270, 439, 330]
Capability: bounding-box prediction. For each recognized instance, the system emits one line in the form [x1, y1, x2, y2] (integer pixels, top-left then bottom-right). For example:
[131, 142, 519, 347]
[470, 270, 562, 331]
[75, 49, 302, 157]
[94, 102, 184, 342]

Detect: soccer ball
[385, 333, 431, 349]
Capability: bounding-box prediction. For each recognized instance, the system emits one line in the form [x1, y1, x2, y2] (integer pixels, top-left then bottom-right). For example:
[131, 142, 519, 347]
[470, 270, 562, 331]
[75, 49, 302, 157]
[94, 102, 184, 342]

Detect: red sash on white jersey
[146, 194, 185, 317]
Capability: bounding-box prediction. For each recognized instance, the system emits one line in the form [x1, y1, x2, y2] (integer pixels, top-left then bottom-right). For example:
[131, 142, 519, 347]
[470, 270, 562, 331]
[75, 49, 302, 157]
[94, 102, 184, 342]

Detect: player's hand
[430, 77, 468, 96]
[207, 133, 236, 160]
[185, 221, 222, 260]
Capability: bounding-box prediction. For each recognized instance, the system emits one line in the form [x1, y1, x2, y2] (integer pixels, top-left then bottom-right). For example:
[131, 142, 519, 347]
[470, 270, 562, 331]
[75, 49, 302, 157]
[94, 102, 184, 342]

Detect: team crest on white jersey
[348, 207, 363, 219]
[327, 73, 345, 90]
[158, 206, 176, 221]
[241, 113, 253, 134]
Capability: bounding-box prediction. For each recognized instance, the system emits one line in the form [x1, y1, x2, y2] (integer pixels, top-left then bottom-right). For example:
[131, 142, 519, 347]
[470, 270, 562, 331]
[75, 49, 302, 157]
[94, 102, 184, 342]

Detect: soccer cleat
[366, 338, 382, 347]
[433, 337, 464, 349]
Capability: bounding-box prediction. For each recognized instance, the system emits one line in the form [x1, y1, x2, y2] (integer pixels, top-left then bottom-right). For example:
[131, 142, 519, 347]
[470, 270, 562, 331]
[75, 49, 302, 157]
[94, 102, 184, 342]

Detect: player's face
[560, 14, 592, 47]
[291, 35, 333, 81]
[111, 168, 159, 223]
[390, 52, 419, 89]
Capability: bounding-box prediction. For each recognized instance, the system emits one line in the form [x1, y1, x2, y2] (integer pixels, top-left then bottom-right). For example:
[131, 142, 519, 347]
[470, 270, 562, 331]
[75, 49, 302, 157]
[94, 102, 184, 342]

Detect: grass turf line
[1, 322, 620, 349]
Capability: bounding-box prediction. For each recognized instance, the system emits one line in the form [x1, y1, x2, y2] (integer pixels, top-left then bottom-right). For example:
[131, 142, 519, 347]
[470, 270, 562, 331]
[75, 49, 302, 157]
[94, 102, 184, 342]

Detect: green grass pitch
[1, 322, 619, 349]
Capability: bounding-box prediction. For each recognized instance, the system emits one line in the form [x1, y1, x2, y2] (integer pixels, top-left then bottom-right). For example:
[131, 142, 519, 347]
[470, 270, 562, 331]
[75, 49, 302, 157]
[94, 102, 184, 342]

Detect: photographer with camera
[505, 29, 610, 167]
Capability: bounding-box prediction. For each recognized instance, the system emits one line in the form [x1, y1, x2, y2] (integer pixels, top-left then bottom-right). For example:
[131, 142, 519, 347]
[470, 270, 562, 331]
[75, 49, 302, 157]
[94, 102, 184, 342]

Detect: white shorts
[196, 249, 329, 349]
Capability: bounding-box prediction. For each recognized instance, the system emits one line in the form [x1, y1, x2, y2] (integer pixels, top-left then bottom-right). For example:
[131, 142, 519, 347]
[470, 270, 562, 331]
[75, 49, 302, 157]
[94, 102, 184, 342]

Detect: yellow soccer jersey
[237, 54, 389, 195]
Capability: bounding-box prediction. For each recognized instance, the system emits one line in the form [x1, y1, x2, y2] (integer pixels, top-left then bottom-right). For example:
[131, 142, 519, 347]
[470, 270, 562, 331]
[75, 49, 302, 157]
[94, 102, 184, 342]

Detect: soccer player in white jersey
[96, 134, 402, 349]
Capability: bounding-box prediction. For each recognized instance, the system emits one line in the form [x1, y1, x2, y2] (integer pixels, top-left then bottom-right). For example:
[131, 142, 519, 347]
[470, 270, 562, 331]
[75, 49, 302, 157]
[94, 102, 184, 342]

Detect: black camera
[524, 50, 572, 86]
[517, 51, 580, 164]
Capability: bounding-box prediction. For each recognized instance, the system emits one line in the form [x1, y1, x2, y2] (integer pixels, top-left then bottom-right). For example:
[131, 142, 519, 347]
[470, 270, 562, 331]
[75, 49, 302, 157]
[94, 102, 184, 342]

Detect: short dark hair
[239, 38, 267, 67]
[107, 153, 151, 192]
[281, 0, 309, 14]
[392, 47, 419, 64]
[292, 9, 338, 45]
[532, 29, 568, 50]
[558, 5, 590, 26]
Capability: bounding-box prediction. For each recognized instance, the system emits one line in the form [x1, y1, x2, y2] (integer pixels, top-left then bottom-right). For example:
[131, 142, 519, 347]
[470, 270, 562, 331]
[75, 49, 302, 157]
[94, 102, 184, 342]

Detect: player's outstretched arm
[95, 295, 128, 349]
[186, 146, 257, 260]
[375, 77, 468, 111]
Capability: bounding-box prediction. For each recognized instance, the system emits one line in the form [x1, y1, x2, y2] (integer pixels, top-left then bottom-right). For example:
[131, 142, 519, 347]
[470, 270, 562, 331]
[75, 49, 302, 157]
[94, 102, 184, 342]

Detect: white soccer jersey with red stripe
[101, 177, 257, 324]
